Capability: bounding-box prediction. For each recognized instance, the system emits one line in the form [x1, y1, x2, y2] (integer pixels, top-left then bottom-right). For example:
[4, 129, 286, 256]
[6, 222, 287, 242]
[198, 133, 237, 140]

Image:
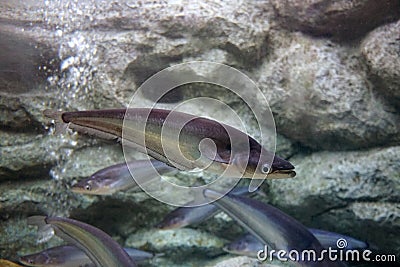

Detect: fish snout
[269, 156, 296, 178]
[272, 156, 294, 170]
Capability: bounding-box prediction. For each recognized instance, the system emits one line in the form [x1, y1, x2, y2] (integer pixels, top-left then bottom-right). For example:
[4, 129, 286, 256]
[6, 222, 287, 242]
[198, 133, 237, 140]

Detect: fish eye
[261, 163, 270, 174]
[85, 184, 91, 191]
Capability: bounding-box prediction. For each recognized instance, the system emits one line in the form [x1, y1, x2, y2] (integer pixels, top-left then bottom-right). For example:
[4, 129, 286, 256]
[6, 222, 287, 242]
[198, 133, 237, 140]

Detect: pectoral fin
[231, 153, 250, 170]
[199, 138, 230, 164]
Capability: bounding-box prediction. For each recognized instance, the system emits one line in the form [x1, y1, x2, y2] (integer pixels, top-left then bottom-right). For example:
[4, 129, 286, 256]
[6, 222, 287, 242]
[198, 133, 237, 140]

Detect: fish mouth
[70, 186, 98, 195]
[268, 169, 296, 179]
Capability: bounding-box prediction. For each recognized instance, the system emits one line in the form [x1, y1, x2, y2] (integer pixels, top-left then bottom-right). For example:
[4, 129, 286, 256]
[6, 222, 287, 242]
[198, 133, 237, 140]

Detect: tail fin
[43, 110, 68, 134]
[27, 216, 55, 243]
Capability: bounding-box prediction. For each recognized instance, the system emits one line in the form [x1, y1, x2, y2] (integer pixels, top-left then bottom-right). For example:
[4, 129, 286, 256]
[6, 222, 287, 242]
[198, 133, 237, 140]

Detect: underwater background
[0, 0, 399, 266]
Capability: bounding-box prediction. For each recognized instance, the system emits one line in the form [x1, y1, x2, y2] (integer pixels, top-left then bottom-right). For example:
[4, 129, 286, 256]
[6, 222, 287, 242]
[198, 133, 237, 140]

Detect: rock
[257, 33, 400, 150]
[267, 146, 400, 255]
[125, 228, 226, 257]
[361, 20, 400, 108]
[0, 91, 60, 133]
[0, 179, 94, 219]
[0, 97, 42, 132]
[0, 26, 58, 95]
[0, 0, 274, 122]
[0, 179, 92, 260]
[19, 0, 272, 109]
[270, 0, 400, 41]
[317, 202, 400, 257]
[1, 0, 399, 265]
[0, 134, 72, 181]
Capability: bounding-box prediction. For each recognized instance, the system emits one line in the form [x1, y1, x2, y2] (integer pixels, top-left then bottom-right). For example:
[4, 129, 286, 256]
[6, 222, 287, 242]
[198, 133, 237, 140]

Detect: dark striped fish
[44, 108, 295, 180]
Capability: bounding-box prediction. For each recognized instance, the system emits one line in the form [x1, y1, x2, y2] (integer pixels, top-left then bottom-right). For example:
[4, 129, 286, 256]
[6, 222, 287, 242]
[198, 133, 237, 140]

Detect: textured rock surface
[270, 0, 400, 41]
[1, 0, 399, 266]
[126, 228, 225, 255]
[0, 180, 89, 258]
[361, 20, 400, 108]
[0, 26, 58, 95]
[257, 33, 400, 150]
[0, 134, 69, 181]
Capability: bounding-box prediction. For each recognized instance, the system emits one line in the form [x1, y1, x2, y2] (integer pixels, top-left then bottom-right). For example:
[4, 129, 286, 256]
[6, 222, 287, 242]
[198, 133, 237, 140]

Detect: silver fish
[156, 186, 259, 229]
[28, 216, 137, 267]
[203, 189, 345, 267]
[71, 160, 175, 195]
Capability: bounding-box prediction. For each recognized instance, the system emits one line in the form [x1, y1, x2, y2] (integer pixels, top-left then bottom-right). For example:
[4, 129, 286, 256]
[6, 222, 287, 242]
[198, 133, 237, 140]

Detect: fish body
[156, 204, 219, 230]
[19, 245, 154, 267]
[28, 216, 137, 267]
[44, 108, 295, 179]
[224, 232, 368, 258]
[156, 186, 258, 229]
[203, 190, 345, 267]
[71, 160, 175, 195]
[224, 233, 263, 258]
[308, 228, 369, 251]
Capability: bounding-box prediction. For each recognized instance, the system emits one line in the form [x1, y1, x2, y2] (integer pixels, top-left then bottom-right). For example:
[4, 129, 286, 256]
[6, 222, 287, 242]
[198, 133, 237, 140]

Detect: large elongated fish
[28, 216, 137, 267]
[203, 190, 346, 267]
[44, 108, 295, 179]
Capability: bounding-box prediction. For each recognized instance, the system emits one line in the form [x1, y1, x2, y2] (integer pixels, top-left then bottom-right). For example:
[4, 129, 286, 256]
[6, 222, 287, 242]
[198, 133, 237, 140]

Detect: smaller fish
[28, 216, 137, 267]
[203, 189, 345, 267]
[156, 203, 219, 230]
[308, 228, 369, 251]
[71, 160, 175, 195]
[223, 233, 262, 258]
[156, 186, 260, 230]
[224, 231, 369, 258]
[19, 245, 156, 267]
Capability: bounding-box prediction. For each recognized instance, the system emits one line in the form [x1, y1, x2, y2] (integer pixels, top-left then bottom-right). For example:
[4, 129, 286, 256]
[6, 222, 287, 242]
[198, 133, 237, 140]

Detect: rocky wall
[0, 1, 399, 266]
